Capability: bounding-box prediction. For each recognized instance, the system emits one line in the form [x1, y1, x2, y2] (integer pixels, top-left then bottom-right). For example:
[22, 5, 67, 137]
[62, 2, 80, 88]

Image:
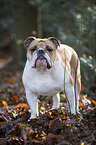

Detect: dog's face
[24, 37, 60, 70]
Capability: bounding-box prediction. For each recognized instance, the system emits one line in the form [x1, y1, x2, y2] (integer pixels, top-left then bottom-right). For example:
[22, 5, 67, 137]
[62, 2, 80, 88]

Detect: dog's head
[24, 36, 60, 71]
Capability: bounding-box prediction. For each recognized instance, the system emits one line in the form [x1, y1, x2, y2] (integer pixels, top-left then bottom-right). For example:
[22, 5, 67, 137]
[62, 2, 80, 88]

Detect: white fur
[22, 55, 78, 119]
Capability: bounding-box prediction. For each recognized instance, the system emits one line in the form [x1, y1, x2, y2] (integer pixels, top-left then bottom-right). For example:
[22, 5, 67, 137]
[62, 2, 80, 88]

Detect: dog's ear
[48, 37, 60, 48]
[24, 36, 36, 48]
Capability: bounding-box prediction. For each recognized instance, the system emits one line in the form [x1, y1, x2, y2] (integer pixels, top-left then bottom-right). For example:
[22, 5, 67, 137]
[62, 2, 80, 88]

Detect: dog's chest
[32, 73, 63, 96]
[23, 60, 66, 96]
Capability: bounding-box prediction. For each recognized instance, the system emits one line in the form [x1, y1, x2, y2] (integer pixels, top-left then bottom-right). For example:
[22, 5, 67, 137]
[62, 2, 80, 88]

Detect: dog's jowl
[22, 36, 81, 119]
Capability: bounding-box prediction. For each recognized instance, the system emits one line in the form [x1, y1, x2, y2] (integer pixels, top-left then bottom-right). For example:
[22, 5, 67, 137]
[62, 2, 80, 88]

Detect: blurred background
[0, 0, 96, 94]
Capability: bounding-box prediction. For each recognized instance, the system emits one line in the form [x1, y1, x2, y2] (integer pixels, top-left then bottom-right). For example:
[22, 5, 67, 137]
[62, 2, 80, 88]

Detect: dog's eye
[30, 46, 37, 53]
[46, 46, 53, 53]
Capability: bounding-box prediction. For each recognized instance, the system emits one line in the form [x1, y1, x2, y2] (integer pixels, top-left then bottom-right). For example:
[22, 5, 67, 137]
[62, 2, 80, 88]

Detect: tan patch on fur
[28, 39, 56, 50]
[57, 44, 81, 93]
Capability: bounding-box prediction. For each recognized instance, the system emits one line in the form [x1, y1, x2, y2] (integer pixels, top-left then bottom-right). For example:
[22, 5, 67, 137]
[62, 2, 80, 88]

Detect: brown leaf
[91, 99, 96, 107]
[47, 133, 58, 143]
[2, 101, 8, 107]
[42, 136, 46, 140]
[78, 102, 84, 107]
[49, 117, 62, 134]
[6, 79, 15, 84]
[14, 125, 22, 136]
[47, 133, 63, 144]
[40, 106, 45, 111]
[16, 103, 28, 108]
[0, 100, 3, 107]
[0, 100, 8, 107]
[13, 95, 19, 101]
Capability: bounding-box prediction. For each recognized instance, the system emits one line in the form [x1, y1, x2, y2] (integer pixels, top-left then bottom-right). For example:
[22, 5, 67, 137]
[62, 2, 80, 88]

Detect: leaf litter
[0, 67, 96, 145]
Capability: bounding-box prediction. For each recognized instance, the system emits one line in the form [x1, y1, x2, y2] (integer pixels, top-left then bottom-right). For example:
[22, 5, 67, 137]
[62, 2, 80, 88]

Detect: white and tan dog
[22, 36, 81, 119]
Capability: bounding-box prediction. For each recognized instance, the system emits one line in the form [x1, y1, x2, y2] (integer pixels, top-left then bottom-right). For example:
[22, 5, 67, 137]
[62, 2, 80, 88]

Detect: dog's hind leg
[52, 93, 60, 109]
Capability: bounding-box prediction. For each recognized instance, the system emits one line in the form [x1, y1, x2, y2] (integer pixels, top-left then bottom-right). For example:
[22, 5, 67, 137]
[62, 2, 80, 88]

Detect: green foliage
[80, 56, 96, 93]
[40, 0, 96, 90]
[0, 0, 96, 91]
[40, 0, 96, 57]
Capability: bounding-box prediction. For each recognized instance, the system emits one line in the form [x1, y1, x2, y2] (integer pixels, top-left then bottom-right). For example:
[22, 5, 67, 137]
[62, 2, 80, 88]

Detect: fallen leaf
[16, 103, 28, 108]
[14, 125, 22, 136]
[0, 100, 3, 106]
[13, 95, 19, 101]
[79, 102, 84, 107]
[48, 111, 52, 116]
[47, 133, 58, 143]
[40, 107, 45, 111]
[2, 101, 8, 107]
[0, 100, 8, 107]
[42, 136, 46, 140]
[6, 79, 15, 84]
[49, 117, 62, 134]
[91, 99, 96, 107]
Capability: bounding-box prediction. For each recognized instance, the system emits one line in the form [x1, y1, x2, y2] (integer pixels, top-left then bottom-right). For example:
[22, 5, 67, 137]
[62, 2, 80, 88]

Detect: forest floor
[0, 65, 96, 145]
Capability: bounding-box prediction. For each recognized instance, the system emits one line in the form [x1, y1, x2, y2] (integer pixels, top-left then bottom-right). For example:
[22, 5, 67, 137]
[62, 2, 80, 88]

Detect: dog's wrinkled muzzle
[33, 55, 52, 69]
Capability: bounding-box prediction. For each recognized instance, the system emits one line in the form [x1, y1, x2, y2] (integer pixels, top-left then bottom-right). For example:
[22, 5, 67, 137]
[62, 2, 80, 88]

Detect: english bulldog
[22, 36, 81, 119]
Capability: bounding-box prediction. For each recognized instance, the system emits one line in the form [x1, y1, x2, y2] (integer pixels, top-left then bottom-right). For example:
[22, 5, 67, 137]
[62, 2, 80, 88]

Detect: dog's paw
[27, 115, 37, 121]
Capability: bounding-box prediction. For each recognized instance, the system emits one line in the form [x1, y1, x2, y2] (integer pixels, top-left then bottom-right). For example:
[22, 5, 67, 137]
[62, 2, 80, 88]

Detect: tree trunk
[10, 0, 37, 61]
[37, 5, 42, 38]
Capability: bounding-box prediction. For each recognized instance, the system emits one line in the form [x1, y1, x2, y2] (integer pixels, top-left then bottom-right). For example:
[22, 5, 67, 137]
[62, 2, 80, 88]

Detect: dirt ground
[0, 65, 96, 145]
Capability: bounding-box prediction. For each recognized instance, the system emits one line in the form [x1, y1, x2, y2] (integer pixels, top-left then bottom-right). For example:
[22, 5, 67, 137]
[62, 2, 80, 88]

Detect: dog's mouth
[32, 56, 52, 69]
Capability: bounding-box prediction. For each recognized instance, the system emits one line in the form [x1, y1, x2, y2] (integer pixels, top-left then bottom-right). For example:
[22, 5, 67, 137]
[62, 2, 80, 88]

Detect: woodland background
[0, 0, 96, 144]
[0, 0, 96, 93]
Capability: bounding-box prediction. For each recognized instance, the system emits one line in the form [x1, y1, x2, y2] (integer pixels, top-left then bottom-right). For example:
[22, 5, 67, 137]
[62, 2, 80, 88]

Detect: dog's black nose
[37, 50, 45, 56]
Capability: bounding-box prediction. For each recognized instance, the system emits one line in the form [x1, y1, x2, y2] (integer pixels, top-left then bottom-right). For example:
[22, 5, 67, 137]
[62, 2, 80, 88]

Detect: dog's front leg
[25, 88, 39, 119]
[52, 93, 60, 109]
